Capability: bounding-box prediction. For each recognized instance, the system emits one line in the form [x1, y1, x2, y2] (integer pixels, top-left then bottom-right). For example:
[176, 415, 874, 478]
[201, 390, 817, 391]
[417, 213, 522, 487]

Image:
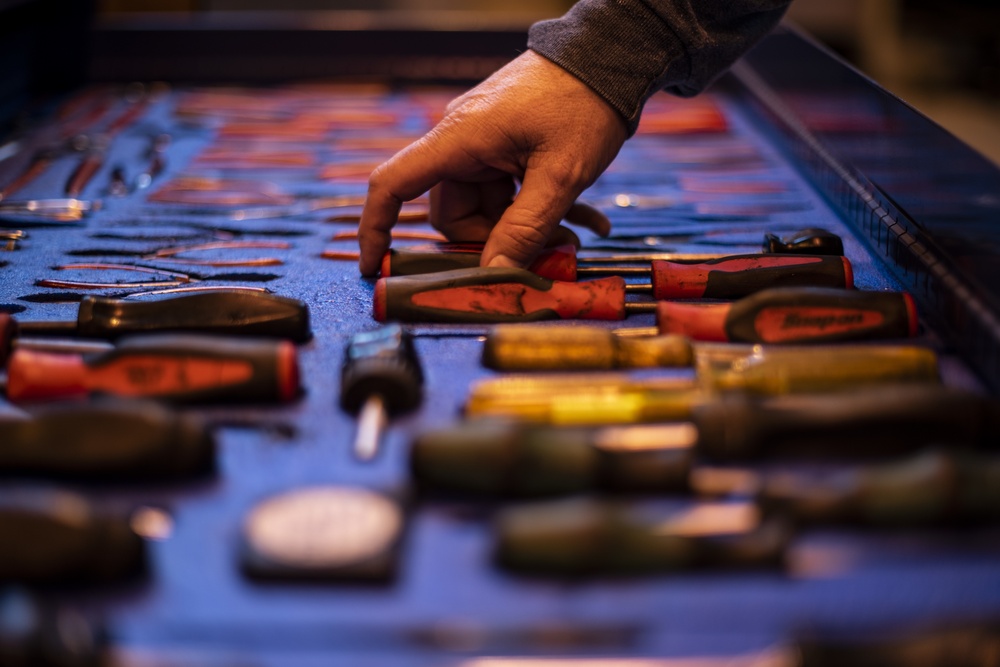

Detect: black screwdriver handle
[762, 228, 844, 256]
[340, 323, 423, 416]
[17, 290, 311, 342]
[0, 399, 215, 480]
[0, 488, 145, 583]
[694, 385, 1000, 461]
[798, 624, 1000, 667]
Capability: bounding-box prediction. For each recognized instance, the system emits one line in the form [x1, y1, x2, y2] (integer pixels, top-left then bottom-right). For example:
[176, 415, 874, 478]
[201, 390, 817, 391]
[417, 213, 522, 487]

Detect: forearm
[528, 0, 792, 133]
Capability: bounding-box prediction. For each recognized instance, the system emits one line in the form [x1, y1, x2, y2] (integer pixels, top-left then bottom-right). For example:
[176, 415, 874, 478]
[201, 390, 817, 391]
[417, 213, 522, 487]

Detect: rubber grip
[0, 313, 16, 366]
[383, 244, 578, 281]
[74, 290, 312, 342]
[657, 287, 918, 343]
[5, 334, 301, 404]
[0, 399, 215, 480]
[762, 228, 844, 256]
[373, 267, 627, 324]
[651, 254, 852, 299]
[694, 386, 1000, 461]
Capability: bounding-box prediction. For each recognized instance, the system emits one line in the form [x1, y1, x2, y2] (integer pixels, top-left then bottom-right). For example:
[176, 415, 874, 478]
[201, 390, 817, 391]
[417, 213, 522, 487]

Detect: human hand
[358, 49, 629, 276]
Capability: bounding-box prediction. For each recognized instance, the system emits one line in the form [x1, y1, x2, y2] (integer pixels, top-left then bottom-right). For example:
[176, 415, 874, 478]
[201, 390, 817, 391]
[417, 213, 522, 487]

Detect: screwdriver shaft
[354, 395, 388, 461]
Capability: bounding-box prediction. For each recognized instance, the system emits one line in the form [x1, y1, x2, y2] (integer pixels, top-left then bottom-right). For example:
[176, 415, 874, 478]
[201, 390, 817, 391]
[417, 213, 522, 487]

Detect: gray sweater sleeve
[528, 0, 792, 133]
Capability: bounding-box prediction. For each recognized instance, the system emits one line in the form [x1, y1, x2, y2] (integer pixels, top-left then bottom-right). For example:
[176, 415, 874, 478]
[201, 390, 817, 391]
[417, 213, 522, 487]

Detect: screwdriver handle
[762, 227, 844, 256]
[657, 287, 918, 343]
[694, 385, 1000, 461]
[758, 450, 1000, 527]
[650, 254, 852, 299]
[374, 267, 627, 324]
[5, 334, 301, 404]
[340, 323, 423, 416]
[63, 290, 312, 342]
[495, 499, 790, 576]
[382, 244, 579, 281]
[0, 488, 145, 583]
[0, 313, 13, 365]
[797, 624, 1000, 667]
[482, 324, 693, 371]
[0, 399, 215, 480]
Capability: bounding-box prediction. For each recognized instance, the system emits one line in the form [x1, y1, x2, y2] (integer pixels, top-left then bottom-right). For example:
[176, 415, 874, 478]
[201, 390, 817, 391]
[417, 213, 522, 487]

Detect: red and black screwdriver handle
[650, 254, 852, 299]
[657, 286, 919, 343]
[374, 267, 629, 324]
[5, 334, 301, 404]
[380, 229, 845, 281]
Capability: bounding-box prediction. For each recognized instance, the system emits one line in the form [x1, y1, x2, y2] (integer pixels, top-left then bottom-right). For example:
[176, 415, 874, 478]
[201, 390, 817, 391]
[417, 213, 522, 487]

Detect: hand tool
[373, 259, 853, 324]
[377, 229, 846, 279]
[135, 133, 170, 190]
[648, 286, 919, 343]
[2, 334, 301, 405]
[494, 497, 789, 576]
[0, 588, 105, 667]
[0, 198, 98, 222]
[0, 229, 25, 251]
[759, 450, 1000, 528]
[481, 325, 939, 390]
[0, 487, 145, 583]
[464, 378, 998, 444]
[0, 399, 214, 481]
[0, 290, 311, 362]
[65, 240, 292, 267]
[373, 267, 651, 324]
[415, 382, 995, 498]
[241, 486, 404, 581]
[340, 324, 423, 460]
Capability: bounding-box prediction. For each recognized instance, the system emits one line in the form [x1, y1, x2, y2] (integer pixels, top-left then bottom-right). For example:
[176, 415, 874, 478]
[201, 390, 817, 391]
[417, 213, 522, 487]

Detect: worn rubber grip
[762, 228, 844, 256]
[69, 290, 311, 342]
[6, 334, 301, 404]
[657, 287, 918, 343]
[651, 254, 852, 299]
[0, 488, 145, 583]
[382, 244, 578, 281]
[373, 267, 627, 324]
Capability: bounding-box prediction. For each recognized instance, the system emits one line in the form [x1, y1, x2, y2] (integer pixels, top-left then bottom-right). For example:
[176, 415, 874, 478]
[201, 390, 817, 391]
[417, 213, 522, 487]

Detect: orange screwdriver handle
[6, 335, 301, 404]
[374, 267, 627, 324]
[657, 287, 918, 343]
[381, 244, 579, 281]
[651, 254, 853, 299]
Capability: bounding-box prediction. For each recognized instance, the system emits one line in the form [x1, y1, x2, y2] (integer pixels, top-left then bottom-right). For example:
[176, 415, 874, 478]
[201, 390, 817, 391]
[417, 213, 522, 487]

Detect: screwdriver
[340, 324, 423, 460]
[2, 334, 301, 405]
[465, 376, 998, 439]
[379, 228, 845, 279]
[0, 399, 215, 481]
[644, 286, 919, 343]
[758, 450, 1000, 528]
[414, 380, 998, 497]
[0, 289, 311, 363]
[0, 487, 145, 583]
[481, 324, 940, 386]
[495, 497, 790, 576]
[382, 248, 852, 297]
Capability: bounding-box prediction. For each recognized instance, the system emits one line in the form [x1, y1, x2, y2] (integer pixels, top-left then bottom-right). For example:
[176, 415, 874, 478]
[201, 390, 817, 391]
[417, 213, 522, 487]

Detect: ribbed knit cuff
[528, 0, 690, 135]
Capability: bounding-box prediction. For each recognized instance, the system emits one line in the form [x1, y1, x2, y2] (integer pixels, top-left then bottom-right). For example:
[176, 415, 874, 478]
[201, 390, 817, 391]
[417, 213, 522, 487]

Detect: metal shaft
[354, 394, 388, 461]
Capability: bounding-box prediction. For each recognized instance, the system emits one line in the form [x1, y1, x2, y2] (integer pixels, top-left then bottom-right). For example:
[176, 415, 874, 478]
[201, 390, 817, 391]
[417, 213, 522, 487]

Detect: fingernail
[486, 254, 518, 268]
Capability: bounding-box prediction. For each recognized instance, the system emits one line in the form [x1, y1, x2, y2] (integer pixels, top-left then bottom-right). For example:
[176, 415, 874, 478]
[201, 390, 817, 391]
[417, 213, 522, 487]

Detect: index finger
[358, 129, 474, 276]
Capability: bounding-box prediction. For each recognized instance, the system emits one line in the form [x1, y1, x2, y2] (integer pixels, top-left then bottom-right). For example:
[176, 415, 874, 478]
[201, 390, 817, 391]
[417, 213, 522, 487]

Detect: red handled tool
[649, 286, 919, 343]
[373, 267, 655, 324]
[379, 229, 845, 281]
[2, 334, 301, 404]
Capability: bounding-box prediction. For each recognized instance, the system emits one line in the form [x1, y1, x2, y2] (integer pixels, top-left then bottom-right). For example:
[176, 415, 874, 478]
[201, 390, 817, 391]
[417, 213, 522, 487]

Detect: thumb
[480, 168, 580, 268]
